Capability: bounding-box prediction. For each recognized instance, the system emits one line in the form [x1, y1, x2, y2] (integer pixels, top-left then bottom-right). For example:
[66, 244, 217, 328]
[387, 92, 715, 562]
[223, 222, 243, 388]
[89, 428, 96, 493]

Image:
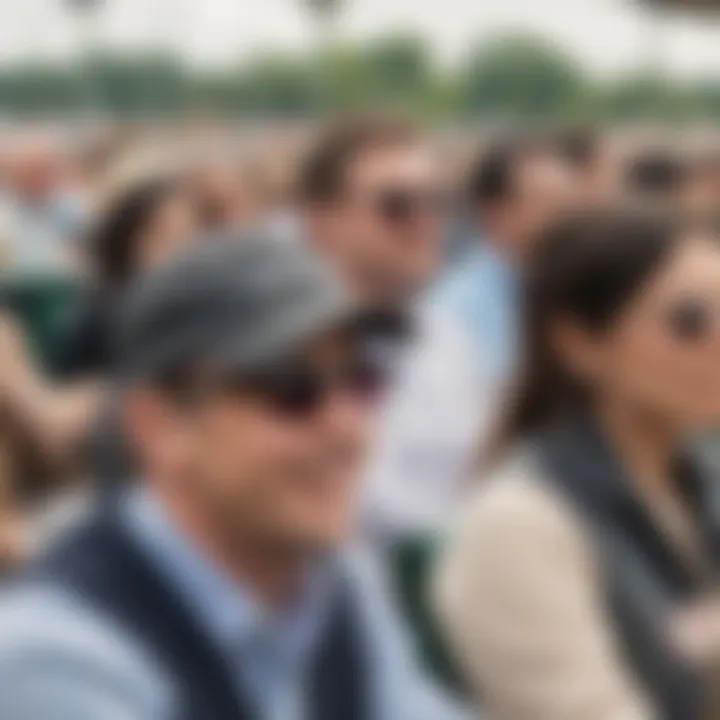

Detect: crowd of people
[0, 117, 718, 719]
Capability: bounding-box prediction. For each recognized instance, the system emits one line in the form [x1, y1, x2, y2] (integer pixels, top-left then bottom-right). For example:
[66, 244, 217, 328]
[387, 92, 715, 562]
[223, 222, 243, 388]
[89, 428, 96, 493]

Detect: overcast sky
[1, 0, 719, 78]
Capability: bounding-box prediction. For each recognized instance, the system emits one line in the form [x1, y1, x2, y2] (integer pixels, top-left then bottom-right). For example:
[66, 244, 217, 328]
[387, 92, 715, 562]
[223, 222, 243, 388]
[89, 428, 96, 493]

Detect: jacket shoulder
[0, 583, 168, 718]
[465, 451, 581, 528]
[442, 449, 596, 584]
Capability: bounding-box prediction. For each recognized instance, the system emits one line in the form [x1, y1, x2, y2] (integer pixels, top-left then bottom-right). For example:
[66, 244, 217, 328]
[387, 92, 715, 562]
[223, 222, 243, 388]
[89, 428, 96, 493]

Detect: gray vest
[535, 420, 720, 720]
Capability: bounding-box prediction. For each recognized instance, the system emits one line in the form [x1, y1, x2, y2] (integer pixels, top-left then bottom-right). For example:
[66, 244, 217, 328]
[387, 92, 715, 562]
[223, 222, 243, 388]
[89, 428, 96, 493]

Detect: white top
[363, 301, 492, 538]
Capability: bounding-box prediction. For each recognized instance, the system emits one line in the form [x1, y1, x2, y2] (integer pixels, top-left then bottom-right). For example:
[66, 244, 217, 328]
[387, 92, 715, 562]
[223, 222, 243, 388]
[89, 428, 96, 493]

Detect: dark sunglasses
[665, 297, 720, 342]
[372, 187, 446, 224]
[234, 354, 387, 419]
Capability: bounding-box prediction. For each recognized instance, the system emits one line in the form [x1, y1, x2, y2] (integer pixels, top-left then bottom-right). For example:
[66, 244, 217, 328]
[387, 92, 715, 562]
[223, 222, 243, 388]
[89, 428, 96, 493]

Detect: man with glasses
[362, 137, 580, 538]
[300, 117, 444, 311]
[299, 119, 483, 537]
[0, 237, 466, 720]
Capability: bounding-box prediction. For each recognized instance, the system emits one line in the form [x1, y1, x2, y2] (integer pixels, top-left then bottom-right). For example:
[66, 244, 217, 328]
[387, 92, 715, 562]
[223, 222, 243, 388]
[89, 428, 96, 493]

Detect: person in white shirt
[297, 118, 471, 537]
[301, 128, 581, 543]
[0, 135, 86, 272]
[364, 299, 486, 538]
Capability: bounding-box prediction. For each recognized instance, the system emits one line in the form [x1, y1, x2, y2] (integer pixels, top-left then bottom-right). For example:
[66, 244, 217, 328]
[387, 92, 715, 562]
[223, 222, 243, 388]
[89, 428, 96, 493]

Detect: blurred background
[0, 0, 718, 125]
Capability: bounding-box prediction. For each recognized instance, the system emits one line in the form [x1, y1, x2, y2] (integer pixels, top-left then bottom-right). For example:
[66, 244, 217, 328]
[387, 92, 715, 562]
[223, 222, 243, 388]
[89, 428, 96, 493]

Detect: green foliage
[692, 79, 720, 118]
[456, 35, 585, 120]
[87, 53, 190, 116]
[0, 63, 84, 116]
[599, 74, 697, 122]
[0, 33, 717, 123]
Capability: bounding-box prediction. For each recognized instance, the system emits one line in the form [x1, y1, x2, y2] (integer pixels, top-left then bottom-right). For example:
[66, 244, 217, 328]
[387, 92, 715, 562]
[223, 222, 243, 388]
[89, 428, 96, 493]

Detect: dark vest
[535, 420, 720, 720]
[35, 511, 369, 720]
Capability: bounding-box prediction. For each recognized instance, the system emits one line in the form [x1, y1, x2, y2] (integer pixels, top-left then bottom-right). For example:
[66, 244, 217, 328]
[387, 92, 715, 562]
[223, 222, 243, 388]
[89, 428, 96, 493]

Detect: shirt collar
[122, 488, 336, 661]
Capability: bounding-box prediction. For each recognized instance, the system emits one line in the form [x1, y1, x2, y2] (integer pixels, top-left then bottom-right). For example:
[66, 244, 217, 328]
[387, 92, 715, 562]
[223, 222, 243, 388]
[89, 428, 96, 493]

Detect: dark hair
[298, 116, 422, 204]
[466, 135, 548, 208]
[490, 205, 687, 462]
[90, 178, 180, 290]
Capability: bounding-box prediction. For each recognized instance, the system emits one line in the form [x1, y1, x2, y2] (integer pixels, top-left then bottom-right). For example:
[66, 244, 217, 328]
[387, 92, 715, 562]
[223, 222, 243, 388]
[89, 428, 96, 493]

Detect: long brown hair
[488, 205, 685, 465]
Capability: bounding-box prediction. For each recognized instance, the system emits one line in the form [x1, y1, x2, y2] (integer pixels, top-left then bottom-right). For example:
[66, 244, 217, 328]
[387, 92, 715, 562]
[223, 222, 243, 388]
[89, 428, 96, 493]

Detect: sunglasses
[370, 187, 446, 224]
[664, 297, 720, 342]
[233, 354, 387, 419]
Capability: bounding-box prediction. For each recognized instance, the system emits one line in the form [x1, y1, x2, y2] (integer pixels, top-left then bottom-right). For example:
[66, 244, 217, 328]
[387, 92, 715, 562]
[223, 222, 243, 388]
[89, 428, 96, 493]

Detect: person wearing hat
[0, 237, 467, 720]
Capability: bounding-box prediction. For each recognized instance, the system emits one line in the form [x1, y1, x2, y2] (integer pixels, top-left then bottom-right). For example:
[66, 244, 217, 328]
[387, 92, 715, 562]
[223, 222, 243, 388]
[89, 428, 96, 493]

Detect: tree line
[1, 33, 718, 122]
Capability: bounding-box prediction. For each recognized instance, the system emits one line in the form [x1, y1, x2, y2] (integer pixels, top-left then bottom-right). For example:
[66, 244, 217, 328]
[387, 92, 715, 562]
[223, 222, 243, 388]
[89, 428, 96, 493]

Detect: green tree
[310, 34, 434, 113]
[0, 64, 83, 116]
[456, 34, 586, 120]
[601, 74, 694, 123]
[237, 55, 323, 116]
[86, 52, 190, 116]
[692, 79, 720, 119]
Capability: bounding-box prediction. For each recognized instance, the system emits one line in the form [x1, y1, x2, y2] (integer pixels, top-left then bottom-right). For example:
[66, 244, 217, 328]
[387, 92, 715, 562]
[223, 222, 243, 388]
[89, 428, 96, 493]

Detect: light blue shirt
[124, 490, 333, 719]
[431, 242, 519, 387]
[0, 490, 470, 720]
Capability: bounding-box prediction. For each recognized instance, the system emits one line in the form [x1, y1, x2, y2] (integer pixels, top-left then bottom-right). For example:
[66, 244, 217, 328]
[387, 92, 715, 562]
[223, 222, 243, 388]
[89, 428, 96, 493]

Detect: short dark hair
[298, 116, 422, 204]
[466, 136, 548, 208]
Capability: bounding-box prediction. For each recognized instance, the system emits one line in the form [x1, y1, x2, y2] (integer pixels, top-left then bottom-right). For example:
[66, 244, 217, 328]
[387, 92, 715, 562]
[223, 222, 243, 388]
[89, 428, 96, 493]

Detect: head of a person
[495, 205, 720, 456]
[91, 177, 197, 292]
[121, 238, 384, 556]
[187, 160, 243, 232]
[553, 128, 618, 201]
[300, 116, 441, 307]
[8, 135, 64, 204]
[467, 136, 579, 262]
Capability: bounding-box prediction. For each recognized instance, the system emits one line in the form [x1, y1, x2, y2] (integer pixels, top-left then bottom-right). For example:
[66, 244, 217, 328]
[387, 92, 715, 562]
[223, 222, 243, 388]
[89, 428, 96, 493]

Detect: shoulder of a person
[428, 260, 483, 311]
[0, 582, 167, 711]
[434, 450, 598, 626]
[414, 297, 482, 359]
[453, 449, 590, 551]
[427, 257, 499, 335]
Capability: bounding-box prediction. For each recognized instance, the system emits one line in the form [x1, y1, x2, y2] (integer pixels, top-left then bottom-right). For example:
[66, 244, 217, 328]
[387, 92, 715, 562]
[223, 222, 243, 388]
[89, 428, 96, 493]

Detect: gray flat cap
[116, 233, 362, 381]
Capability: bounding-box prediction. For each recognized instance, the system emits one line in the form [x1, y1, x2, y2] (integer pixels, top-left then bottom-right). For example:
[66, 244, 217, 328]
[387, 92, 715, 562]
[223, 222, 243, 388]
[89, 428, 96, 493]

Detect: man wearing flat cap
[0, 236, 467, 720]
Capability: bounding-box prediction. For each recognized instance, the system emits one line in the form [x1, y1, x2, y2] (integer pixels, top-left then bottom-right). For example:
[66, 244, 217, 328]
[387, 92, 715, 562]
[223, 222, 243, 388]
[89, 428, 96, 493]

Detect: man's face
[129, 331, 376, 554]
[313, 144, 442, 304]
[491, 154, 579, 261]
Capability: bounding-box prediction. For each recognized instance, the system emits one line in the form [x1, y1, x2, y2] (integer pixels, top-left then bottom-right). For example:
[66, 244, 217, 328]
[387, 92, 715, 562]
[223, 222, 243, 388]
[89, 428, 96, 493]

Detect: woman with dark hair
[0, 178, 196, 477]
[435, 205, 720, 720]
[0, 178, 196, 561]
[58, 177, 196, 377]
